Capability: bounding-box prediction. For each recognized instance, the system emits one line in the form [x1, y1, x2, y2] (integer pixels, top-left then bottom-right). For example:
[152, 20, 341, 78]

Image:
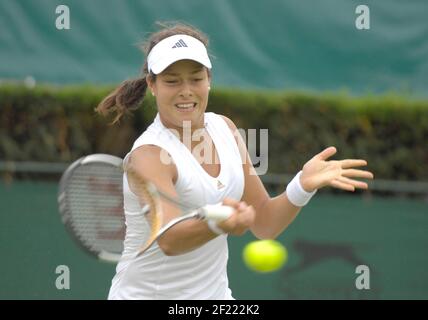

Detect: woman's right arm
[126, 145, 254, 256]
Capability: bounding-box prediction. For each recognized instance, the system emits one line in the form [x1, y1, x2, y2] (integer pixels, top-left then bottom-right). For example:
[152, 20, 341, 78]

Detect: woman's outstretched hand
[300, 146, 374, 192]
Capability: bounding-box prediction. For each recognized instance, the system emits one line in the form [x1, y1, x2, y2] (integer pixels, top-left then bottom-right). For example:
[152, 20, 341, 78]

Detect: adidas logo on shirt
[217, 180, 225, 190]
[172, 39, 188, 48]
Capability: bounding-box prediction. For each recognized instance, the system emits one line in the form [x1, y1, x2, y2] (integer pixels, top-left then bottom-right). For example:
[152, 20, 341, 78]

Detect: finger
[330, 179, 355, 191]
[340, 159, 368, 169]
[217, 213, 237, 230]
[238, 201, 248, 211]
[316, 146, 337, 161]
[342, 169, 374, 179]
[239, 205, 255, 225]
[337, 176, 368, 189]
[222, 197, 240, 209]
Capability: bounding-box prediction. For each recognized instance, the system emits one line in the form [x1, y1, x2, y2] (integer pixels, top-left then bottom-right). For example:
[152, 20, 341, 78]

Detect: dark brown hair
[95, 21, 210, 124]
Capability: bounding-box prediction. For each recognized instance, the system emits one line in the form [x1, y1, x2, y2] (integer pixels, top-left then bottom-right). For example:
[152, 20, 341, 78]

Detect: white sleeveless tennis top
[108, 112, 244, 300]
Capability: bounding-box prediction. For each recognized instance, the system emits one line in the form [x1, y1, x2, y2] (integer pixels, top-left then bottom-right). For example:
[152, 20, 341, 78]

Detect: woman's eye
[193, 78, 203, 82]
[165, 80, 178, 84]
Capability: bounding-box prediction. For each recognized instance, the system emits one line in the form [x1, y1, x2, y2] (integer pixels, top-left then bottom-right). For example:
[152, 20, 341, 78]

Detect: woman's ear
[146, 75, 156, 96]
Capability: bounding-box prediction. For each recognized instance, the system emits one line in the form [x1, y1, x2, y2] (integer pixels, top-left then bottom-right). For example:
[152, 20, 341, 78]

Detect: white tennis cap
[147, 34, 212, 75]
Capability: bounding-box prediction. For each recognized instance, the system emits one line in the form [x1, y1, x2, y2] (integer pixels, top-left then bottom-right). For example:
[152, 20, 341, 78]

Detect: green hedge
[1, 84, 427, 181]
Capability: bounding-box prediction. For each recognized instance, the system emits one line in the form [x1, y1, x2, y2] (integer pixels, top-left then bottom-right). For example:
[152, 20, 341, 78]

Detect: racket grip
[203, 204, 234, 221]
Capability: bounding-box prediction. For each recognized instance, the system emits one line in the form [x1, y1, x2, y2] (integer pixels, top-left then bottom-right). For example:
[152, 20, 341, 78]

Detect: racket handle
[203, 204, 234, 221]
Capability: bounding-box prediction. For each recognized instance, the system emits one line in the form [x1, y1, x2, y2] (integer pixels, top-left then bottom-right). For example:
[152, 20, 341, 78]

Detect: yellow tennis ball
[243, 240, 288, 273]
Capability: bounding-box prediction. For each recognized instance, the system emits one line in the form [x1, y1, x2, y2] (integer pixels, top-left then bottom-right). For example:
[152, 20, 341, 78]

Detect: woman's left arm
[221, 116, 374, 239]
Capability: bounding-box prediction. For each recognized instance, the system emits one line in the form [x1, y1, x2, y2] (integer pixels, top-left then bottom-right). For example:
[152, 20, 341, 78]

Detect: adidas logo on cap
[147, 34, 212, 74]
[172, 39, 188, 48]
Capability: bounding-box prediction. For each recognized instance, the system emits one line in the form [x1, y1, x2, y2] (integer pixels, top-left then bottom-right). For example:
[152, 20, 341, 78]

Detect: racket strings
[61, 156, 206, 260]
[65, 163, 125, 254]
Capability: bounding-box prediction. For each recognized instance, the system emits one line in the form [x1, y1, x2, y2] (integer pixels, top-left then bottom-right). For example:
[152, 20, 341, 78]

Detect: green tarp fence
[1, 0, 427, 95]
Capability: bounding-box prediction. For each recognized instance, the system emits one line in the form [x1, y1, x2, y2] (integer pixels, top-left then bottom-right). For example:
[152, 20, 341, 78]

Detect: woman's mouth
[175, 103, 197, 112]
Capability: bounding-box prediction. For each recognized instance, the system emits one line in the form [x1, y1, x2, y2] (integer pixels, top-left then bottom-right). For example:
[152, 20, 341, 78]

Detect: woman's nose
[179, 82, 193, 98]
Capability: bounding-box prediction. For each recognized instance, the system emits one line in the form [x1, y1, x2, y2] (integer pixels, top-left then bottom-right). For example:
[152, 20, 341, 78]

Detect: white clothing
[108, 112, 244, 300]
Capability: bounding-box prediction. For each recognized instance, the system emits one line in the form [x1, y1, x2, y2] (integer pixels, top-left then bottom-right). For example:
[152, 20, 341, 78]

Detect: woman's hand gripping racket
[58, 154, 233, 263]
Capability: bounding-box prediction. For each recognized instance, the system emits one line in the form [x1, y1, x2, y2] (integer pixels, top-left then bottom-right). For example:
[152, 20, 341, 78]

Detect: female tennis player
[96, 22, 374, 300]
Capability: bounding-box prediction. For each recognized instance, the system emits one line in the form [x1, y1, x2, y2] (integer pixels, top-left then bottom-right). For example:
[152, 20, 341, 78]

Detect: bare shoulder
[219, 114, 249, 163]
[127, 144, 177, 182]
[219, 114, 244, 143]
[219, 115, 238, 131]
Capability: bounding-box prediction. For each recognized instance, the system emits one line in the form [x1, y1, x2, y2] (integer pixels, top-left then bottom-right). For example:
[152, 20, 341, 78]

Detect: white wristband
[286, 171, 317, 207]
[207, 219, 225, 235]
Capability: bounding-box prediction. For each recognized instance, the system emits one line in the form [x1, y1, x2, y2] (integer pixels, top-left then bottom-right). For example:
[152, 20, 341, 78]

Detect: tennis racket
[58, 153, 233, 263]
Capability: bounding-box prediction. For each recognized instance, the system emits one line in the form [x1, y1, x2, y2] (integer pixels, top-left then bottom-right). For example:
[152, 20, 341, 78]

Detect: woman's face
[149, 59, 211, 130]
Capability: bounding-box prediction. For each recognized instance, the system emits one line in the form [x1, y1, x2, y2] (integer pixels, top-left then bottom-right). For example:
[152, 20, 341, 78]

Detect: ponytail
[96, 77, 148, 124]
